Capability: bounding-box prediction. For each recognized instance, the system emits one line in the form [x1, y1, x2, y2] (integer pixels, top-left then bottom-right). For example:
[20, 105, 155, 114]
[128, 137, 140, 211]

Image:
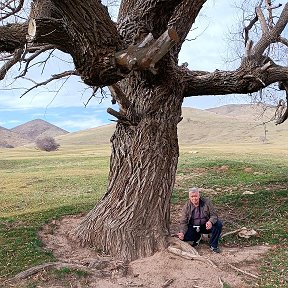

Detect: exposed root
[5, 259, 128, 287]
[167, 237, 217, 268]
[228, 264, 259, 279]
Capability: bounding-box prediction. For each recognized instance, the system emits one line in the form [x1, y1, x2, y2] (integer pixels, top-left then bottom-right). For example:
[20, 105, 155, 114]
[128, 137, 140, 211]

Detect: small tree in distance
[35, 136, 60, 152]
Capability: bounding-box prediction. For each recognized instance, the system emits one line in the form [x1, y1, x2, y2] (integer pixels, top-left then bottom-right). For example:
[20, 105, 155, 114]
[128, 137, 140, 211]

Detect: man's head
[188, 187, 200, 207]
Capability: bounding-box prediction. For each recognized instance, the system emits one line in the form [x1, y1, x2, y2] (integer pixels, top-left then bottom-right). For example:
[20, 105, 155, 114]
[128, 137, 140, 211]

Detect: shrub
[35, 136, 60, 152]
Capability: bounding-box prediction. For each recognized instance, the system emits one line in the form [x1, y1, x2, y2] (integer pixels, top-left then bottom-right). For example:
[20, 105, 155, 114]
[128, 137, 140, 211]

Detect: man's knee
[213, 220, 223, 230]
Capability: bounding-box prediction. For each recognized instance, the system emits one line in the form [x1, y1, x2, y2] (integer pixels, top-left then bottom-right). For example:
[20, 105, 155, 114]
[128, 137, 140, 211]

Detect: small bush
[35, 136, 60, 152]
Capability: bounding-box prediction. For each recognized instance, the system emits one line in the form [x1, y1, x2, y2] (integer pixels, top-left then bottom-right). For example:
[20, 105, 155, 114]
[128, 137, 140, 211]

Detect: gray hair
[188, 187, 199, 194]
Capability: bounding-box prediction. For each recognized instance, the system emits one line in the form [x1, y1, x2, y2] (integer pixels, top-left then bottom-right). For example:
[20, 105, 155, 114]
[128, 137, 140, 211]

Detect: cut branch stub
[27, 18, 72, 53]
[115, 28, 179, 73]
[108, 84, 131, 112]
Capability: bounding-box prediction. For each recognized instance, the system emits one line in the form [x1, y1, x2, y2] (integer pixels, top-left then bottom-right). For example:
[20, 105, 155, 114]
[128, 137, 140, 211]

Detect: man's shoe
[191, 241, 200, 247]
[210, 246, 220, 253]
[192, 235, 202, 247]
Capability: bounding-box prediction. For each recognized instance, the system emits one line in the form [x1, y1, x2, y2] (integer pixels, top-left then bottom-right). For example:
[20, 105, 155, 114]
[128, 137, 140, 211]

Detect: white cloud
[54, 117, 107, 131]
[179, 2, 242, 71]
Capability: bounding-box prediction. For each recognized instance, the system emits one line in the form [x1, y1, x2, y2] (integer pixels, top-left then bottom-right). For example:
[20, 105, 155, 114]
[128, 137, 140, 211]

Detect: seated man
[177, 187, 222, 253]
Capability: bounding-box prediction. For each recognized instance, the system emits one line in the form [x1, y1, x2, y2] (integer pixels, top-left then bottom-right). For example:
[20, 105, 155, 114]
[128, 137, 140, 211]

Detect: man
[178, 187, 222, 253]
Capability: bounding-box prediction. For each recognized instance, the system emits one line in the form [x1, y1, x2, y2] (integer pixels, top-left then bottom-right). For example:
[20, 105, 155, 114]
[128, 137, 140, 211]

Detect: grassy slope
[0, 143, 287, 287]
[56, 105, 288, 147]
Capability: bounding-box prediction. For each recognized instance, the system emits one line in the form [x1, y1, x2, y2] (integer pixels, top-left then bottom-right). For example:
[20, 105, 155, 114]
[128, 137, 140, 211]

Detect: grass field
[0, 144, 287, 287]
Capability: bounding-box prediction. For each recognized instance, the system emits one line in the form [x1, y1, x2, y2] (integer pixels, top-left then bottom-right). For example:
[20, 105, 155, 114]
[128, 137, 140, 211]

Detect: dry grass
[55, 105, 288, 147]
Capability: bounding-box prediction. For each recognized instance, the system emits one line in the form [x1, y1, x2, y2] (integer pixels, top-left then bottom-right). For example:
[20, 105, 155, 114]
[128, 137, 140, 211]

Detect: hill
[206, 103, 276, 121]
[11, 119, 69, 142]
[56, 104, 288, 146]
[0, 119, 69, 148]
[0, 126, 31, 148]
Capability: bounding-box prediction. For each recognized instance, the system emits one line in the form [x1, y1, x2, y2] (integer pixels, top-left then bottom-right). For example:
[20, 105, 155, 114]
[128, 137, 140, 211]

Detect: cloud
[54, 118, 107, 131]
[179, 2, 242, 71]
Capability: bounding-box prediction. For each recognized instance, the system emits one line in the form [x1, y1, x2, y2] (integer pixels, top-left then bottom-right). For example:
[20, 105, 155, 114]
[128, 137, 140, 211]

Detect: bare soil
[6, 212, 271, 288]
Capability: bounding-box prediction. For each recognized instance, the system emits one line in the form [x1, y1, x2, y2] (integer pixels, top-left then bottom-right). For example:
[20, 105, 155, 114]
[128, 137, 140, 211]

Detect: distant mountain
[0, 119, 69, 148]
[11, 119, 69, 142]
[0, 126, 31, 148]
[56, 104, 288, 146]
[206, 103, 276, 121]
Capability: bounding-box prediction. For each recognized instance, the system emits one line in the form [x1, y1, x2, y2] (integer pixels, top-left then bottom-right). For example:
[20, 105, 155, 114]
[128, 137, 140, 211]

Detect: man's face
[189, 191, 200, 207]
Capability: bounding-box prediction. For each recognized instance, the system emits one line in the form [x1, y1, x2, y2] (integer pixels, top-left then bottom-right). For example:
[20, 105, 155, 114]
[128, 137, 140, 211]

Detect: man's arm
[206, 198, 218, 224]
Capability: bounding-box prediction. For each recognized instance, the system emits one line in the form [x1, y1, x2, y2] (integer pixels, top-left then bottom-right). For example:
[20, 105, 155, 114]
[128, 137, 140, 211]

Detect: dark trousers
[184, 220, 223, 248]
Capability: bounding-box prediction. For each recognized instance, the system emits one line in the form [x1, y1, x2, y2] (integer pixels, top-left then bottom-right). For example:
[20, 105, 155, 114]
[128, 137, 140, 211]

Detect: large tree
[1, 0, 288, 261]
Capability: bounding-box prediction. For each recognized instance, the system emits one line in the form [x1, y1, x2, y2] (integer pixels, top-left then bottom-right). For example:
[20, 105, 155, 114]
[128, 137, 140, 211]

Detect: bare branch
[0, 0, 25, 21]
[168, 0, 206, 56]
[0, 48, 23, 80]
[278, 36, 288, 47]
[255, 6, 269, 34]
[182, 62, 288, 97]
[253, 3, 288, 56]
[16, 45, 55, 78]
[243, 14, 258, 46]
[83, 87, 99, 107]
[20, 70, 79, 98]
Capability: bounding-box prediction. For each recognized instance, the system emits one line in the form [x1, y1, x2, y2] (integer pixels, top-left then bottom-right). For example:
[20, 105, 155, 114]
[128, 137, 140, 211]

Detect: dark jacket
[179, 197, 218, 234]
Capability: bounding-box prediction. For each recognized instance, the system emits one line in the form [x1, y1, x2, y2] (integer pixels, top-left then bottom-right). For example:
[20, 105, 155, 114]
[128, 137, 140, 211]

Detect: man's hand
[177, 232, 184, 240]
[206, 221, 212, 230]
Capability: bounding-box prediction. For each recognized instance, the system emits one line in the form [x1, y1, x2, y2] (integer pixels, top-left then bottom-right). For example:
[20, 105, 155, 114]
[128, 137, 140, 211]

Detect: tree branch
[108, 84, 131, 112]
[243, 14, 258, 47]
[252, 3, 288, 56]
[20, 70, 78, 98]
[115, 28, 179, 73]
[279, 36, 288, 47]
[0, 48, 23, 80]
[168, 0, 206, 56]
[255, 6, 269, 34]
[0, 0, 25, 21]
[182, 63, 288, 97]
[16, 45, 55, 78]
[275, 81, 288, 125]
[0, 23, 28, 53]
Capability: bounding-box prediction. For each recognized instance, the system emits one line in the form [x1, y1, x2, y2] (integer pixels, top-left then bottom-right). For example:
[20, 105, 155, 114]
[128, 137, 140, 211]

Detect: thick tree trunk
[74, 71, 183, 260]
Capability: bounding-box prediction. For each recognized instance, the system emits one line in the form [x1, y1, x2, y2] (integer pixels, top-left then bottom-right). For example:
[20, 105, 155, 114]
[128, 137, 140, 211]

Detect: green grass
[173, 151, 288, 287]
[0, 145, 287, 287]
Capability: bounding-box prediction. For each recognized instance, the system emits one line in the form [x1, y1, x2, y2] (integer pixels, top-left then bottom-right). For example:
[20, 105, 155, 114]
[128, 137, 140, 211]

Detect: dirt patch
[5, 214, 268, 288]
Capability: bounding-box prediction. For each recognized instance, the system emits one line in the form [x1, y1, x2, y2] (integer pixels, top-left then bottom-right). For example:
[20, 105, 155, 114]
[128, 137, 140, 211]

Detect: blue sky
[0, 2, 258, 132]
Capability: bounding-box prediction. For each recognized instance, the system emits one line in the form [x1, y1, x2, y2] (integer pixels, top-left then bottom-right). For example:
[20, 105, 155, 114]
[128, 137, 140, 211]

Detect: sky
[0, 2, 267, 132]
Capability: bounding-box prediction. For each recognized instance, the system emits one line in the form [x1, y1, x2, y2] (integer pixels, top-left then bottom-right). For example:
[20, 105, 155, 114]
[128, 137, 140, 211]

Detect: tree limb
[252, 3, 288, 56]
[108, 84, 131, 112]
[0, 0, 25, 21]
[256, 6, 269, 34]
[16, 45, 55, 78]
[0, 23, 27, 53]
[181, 63, 288, 97]
[278, 36, 288, 47]
[115, 28, 179, 73]
[20, 70, 78, 98]
[0, 48, 23, 80]
[275, 81, 288, 125]
[244, 14, 258, 46]
[168, 0, 206, 56]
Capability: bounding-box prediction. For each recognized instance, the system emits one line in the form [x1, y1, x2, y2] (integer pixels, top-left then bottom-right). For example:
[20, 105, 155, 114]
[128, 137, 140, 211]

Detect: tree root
[228, 264, 259, 279]
[167, 237, 217, 268]
[11, 261, 106, 281]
